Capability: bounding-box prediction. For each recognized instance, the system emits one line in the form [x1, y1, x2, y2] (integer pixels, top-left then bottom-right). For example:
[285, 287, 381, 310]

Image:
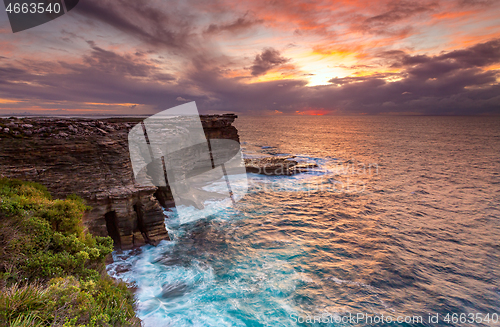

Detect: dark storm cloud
[380, 39, 500, 73]
[204, 16, 263, 35]
[0, 43, 187, 109]
[250, 48, 290, 76]
[203, 39, 500, 115]
[356, 1, 438, 35]
[75, 0, 193, 50]
[82, 43, 175, 80]
[0, 39, 499, 115]
[437, 39, 500, 67]
[317, 39, 500, 114]
[0, 66, 26, 78]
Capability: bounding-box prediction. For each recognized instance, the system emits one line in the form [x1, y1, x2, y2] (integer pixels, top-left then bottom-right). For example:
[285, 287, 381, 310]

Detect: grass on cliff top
[0, 178, 140, 327]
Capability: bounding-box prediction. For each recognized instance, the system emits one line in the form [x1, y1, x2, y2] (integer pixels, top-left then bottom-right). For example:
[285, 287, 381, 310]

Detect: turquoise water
[107, 116, 500, 326]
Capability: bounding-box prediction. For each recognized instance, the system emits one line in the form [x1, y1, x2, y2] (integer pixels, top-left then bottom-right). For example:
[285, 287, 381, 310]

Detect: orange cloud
[0, 99, 21, 104]
[432, 10, 476, 20]
[295, 107, 330, 115]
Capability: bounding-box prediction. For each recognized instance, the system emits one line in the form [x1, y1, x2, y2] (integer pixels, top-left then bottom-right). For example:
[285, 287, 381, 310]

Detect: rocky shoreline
[0, 115, 318, 253]
[0, 115, 239, 250]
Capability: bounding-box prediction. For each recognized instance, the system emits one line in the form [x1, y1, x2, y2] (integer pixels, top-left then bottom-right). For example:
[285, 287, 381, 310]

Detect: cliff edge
[0, 115, 239, 250]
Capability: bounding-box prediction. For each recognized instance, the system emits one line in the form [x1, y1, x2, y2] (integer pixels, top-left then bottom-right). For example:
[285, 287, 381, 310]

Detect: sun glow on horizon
[295, 108, 331, 115]
[296, 51, 356, 86]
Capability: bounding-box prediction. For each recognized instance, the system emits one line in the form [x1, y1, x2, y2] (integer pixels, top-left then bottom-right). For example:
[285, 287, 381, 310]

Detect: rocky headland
[0, 115, 239, 250]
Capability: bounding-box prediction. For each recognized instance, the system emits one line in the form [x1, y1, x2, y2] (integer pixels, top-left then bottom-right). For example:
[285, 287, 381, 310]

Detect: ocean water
[107, 116, 500, 326]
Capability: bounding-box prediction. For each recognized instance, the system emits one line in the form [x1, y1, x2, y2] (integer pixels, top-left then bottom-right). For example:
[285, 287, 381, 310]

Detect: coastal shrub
[0, 276, 137, 326]
[0, 178, 139, 326]
[9, 313, 44, 327]
[0, 283, 46, 322]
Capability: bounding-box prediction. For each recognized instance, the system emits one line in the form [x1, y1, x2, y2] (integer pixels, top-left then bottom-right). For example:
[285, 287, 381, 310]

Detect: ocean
[107, 116, 500, 326]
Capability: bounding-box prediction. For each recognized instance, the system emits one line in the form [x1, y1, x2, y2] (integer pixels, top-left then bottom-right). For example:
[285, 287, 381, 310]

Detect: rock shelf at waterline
[244, 156, 318, 176]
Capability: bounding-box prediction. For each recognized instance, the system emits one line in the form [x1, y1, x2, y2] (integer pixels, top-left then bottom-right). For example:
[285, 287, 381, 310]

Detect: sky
[0, 0, 499, 116]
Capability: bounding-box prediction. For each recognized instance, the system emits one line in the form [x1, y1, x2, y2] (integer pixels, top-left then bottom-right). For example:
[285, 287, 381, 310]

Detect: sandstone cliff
[0, 115, 239, 250]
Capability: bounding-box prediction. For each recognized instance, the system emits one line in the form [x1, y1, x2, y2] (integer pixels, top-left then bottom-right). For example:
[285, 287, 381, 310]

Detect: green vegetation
[0, 178, 140, 326]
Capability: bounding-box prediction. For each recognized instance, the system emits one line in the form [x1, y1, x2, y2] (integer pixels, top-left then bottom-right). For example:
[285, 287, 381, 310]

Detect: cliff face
[0, 115, 239, 250]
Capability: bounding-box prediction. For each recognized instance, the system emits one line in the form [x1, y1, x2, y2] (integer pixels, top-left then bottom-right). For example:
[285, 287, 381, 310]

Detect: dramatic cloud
[0, 0, 499, 115]
[204, 16, 263, 35]
[76, 0, 194, 50]
[250, 48, 291, 76]
[82, 43, 175, 80]
[457, 0, 495, 7]
[358, 1, 439, 35]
